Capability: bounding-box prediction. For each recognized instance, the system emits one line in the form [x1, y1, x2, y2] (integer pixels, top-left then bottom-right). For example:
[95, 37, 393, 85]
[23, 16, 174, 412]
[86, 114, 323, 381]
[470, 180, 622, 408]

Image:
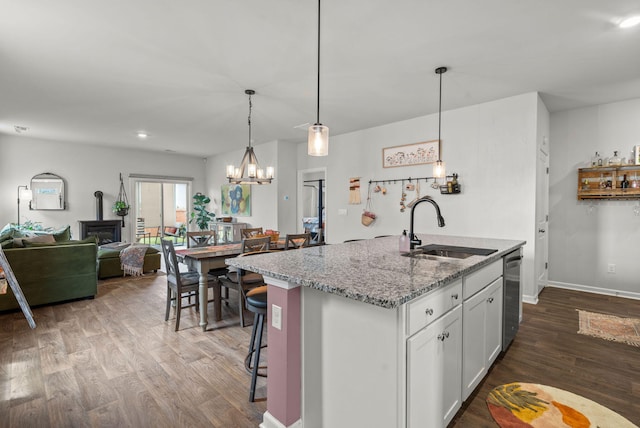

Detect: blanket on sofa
[120, 244, 149, 276]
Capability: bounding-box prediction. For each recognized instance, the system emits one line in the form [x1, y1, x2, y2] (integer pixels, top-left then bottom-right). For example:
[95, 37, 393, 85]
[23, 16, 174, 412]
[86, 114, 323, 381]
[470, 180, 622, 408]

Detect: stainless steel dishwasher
[502, 248, 522, 350]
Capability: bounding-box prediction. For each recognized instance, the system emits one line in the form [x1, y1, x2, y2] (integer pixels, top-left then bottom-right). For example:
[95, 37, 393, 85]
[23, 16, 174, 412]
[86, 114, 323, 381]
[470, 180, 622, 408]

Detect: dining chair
[219, 248, 274, 327]
[241, 236, 271, 253]
[284, 233, 311, 250]
[160, 239, 221, 331]
[186, 230, 217, 248]
[241, 227, 264, 239]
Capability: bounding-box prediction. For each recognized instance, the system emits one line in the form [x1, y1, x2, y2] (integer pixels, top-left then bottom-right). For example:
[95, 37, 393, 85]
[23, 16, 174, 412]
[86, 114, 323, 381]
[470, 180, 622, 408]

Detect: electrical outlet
[272, 304, 282, 330]
[607, 264, 616, 274]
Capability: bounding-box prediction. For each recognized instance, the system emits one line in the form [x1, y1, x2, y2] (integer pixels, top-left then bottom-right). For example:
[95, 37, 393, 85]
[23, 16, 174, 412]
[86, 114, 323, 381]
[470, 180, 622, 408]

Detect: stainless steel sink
[401, 244, 498, 260]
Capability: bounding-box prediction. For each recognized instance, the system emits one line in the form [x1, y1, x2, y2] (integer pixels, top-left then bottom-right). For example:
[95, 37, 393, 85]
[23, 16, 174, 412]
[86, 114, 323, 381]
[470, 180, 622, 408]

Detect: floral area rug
[487, 383, 637, 427]
[577, 309, 640, 347]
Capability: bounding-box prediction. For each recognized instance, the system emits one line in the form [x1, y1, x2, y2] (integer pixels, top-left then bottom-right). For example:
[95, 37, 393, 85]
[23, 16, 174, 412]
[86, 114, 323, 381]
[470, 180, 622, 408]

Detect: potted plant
[189, 192, 215, 231]
[113, 200, 129, 217]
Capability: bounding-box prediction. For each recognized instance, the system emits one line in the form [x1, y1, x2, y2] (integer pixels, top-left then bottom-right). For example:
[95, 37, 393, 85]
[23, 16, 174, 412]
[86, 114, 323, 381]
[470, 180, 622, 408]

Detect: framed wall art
[221, 184, 251, 216]
[382, 140, 440, 168]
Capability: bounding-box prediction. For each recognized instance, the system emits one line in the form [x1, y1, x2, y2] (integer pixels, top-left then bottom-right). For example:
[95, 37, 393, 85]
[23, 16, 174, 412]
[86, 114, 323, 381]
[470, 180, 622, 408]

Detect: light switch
[338, 208, 348, 216]
[272, 304, 282, 330]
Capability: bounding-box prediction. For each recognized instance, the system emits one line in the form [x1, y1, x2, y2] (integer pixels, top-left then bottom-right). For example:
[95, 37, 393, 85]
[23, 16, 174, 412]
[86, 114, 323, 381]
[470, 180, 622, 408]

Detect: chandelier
[226, 89, 274, 185]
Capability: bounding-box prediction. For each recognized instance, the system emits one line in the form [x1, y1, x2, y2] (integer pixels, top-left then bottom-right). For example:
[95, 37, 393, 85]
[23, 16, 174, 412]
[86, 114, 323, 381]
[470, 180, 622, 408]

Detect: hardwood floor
[0, 274, 266, 428]
[1, 278, 639, 427]
[451, 286, 640, 427]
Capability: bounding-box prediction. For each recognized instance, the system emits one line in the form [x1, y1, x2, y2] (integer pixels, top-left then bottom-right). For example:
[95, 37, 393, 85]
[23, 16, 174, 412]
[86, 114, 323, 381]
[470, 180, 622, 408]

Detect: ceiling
[2, 1, 640, 158]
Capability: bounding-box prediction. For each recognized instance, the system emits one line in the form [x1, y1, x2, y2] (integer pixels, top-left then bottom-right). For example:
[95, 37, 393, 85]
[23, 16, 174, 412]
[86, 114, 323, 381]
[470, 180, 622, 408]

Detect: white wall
[0, 135, 206, 241]
[549, 98, 640, 297]
[295, 93, 542, 300]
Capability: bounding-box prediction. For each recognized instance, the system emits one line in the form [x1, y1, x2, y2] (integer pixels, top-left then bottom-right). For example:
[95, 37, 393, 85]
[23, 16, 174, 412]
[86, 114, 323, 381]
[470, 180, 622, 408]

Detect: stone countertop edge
[226, 234, 526, 309]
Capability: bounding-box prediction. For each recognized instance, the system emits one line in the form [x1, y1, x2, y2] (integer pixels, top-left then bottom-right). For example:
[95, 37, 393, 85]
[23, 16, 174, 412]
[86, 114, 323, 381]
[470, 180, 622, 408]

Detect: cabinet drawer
[408, 279, 462, 336]
[463, 259, 502, 300]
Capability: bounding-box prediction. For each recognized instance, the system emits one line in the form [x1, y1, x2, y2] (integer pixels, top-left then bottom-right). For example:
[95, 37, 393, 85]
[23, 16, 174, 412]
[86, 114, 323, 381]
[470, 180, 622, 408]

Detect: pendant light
[226, 90, 274, 185]
[308, 0, 329, 156]
[433, 66, 447, 179]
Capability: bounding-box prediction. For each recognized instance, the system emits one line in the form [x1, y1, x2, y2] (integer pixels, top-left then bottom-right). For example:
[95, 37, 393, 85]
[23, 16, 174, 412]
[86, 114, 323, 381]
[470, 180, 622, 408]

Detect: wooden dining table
[175, 237, 315, 331]
[175, 242, 243, 331]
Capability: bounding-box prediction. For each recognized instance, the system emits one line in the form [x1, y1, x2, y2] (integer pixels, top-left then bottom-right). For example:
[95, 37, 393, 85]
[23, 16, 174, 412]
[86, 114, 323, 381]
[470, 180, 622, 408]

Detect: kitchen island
[228, 234, 525, 428]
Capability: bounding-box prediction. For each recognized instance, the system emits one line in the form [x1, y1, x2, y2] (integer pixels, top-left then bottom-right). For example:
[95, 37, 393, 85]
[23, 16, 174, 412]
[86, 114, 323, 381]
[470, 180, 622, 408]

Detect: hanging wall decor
[382, 140, 439, 168]
[221, 184, 251, 216]
[349, 177, 361, 204]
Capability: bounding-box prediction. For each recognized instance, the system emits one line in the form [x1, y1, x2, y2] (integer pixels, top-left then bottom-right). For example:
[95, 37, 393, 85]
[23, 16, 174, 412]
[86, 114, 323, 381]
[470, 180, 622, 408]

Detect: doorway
[130, 176, 191, 245]
[298, 168, 326, 243]
[535, 137, 549, 296]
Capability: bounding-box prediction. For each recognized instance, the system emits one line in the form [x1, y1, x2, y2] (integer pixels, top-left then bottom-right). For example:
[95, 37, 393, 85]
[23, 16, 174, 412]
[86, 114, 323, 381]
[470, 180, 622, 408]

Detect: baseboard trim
[260, 412, 302, 428]
[522, 294, 538, 305]
[546, 281, 640, 301]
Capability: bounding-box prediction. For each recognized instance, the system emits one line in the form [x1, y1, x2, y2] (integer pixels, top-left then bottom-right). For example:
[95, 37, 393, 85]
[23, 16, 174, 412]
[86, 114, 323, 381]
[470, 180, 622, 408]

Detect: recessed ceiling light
[137, 132, 149, 139]
[619, 15, 640, 28]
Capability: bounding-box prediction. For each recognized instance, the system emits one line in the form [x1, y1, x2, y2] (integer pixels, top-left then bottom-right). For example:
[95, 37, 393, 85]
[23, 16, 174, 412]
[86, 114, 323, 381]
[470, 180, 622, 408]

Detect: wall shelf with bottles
[577, 165, 640, 200]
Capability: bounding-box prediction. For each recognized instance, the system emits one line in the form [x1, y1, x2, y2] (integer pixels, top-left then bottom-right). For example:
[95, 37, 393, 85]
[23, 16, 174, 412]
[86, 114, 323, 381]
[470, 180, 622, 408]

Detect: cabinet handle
[487, 297, 494, 303]
[425, 308, 434, 316]
[451, 293, 459, 300]
[437, 331, 450, 341]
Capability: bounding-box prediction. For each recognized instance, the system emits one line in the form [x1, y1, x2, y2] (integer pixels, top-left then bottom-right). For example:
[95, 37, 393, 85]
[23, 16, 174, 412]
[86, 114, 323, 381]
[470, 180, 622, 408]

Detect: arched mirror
[30, 173, 66, 210]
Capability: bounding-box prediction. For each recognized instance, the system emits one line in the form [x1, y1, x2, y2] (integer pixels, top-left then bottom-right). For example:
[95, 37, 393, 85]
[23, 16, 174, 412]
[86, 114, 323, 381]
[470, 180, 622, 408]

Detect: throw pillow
[14, 234, 56, 248]
[0, 240, 14, 249]
[52, 225, 71, 242]
[0, 227, 24, 243]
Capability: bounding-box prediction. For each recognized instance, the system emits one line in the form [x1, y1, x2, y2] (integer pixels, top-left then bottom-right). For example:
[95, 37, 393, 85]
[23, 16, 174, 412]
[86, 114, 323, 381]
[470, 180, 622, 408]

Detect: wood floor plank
[9, 396, 49, 428]
[9, 346, 44, 408]
[44, 368, 89, 428]
[67, 348, 119, 411]
[37, 329, 72, 376]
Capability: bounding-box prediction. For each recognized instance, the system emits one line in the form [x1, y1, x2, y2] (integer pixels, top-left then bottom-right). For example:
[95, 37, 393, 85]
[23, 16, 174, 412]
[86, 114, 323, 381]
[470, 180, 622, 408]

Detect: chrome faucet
[408, 196, 446, 250]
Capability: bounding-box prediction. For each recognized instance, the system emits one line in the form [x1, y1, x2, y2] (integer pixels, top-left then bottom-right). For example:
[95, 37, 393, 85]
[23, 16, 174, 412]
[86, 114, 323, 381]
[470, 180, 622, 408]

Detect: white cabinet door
[407, 305, 462, 428]
[462, 285, 488, 400]
[485, 279, 503, 366]
[462, 277, 503, 400]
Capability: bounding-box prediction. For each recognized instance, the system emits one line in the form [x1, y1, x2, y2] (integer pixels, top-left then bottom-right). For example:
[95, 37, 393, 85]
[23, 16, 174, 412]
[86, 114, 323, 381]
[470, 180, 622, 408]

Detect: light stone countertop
[226, 234, 525, 309]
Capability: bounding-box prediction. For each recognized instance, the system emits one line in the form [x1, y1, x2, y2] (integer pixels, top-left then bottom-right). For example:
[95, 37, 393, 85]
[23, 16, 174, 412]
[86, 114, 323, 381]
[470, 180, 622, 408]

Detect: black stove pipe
[94, 191, 104, 220]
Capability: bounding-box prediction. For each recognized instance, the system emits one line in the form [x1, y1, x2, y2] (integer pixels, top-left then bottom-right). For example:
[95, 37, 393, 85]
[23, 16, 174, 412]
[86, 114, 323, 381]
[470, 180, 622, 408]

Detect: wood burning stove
[79, 220, 121, 245]
[78, 190, 123, 245]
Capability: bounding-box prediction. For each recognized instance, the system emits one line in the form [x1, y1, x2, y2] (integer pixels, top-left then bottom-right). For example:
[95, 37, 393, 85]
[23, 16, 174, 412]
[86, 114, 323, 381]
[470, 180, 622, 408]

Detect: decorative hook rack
[368, 174, 457, 185]
[368, 173, 461, 194]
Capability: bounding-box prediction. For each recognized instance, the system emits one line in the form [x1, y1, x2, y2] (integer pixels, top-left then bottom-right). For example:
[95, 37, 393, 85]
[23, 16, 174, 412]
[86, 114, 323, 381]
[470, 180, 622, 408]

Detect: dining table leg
[198, 268, 208, 331]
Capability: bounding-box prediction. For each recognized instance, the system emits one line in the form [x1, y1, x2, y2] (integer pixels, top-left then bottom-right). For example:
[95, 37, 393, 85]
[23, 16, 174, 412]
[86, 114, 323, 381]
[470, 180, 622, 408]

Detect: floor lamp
[17, 185, 32, 226]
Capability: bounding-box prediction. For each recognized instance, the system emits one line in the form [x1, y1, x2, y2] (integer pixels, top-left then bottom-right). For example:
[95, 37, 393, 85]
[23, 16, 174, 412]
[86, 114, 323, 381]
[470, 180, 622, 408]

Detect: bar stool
[245, 285, 267, 402]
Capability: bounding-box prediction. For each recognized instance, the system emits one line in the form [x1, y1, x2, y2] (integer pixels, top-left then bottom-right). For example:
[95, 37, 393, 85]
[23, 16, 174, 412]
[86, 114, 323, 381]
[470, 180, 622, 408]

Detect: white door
[298, 168, 326, 242]
[535, 137, 549, 295]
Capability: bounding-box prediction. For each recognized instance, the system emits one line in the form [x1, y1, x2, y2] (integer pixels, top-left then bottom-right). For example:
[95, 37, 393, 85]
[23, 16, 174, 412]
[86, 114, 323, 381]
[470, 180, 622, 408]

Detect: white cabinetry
[407, 304, 462, 428]
[462, 260, 504, 400]
[212, 222, 246, 243]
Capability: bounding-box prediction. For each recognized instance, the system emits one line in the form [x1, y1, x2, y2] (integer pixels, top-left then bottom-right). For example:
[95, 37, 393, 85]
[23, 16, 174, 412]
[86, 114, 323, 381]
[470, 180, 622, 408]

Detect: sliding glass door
[130, 176, 191, 245]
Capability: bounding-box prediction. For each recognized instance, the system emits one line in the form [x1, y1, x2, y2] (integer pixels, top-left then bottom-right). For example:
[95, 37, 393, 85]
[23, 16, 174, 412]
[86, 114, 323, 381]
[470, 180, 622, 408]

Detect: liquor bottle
[591, 151, 601, 167]
[622, 174, 630, 189]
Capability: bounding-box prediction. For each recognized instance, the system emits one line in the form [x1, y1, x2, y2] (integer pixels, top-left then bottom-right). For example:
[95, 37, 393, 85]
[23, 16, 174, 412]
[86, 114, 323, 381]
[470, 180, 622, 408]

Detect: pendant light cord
[316, 0, 321, 125]
[438, 70, 442, 144]
[248, 93, 252, 148]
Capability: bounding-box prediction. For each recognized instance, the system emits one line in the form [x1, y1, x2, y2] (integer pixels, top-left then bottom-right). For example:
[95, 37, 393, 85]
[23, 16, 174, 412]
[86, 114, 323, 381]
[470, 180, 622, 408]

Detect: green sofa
[97, 246, 161, 279]
[1, 239, 98, 311]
